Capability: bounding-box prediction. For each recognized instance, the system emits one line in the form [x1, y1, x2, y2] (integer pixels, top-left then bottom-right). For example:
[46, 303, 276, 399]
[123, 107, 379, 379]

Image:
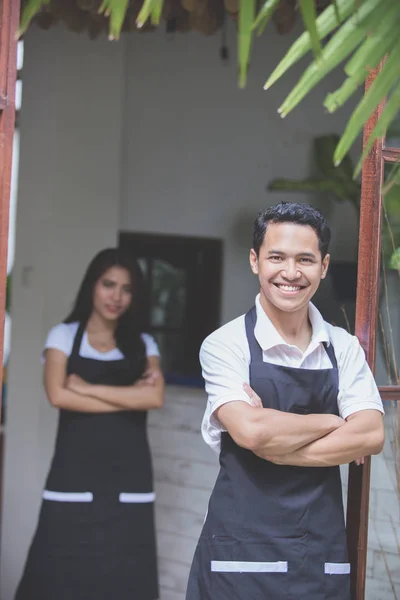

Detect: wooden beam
[379, 386, 400, 402]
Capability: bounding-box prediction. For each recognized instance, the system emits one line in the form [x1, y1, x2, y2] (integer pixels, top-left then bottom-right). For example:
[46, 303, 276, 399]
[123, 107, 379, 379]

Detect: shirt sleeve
[336, 331, 384, 419]
[141, 333, 160, 358]
[42, 323, 75, 363]
[200, 328, 251, 453]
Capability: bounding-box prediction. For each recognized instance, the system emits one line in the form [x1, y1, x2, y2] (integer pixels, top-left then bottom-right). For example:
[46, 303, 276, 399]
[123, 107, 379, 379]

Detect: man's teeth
[277, 285, 301, 291]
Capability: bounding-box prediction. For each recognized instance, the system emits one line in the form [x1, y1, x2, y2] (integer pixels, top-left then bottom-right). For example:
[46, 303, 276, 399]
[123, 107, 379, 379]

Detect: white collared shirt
[200, 295, 384, 453]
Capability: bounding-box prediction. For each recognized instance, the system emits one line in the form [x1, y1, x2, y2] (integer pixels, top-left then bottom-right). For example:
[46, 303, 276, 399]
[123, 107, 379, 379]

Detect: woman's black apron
[16, 323, 159, 600]
[186, 306, 351, 600]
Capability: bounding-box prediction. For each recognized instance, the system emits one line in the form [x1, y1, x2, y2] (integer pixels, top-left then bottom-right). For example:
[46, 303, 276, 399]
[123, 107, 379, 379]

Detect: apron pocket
[119, 492, 156, 503]
[324, 558, 351, 599]
[208, 535, 307, 600]
[43, 490, 93, 502]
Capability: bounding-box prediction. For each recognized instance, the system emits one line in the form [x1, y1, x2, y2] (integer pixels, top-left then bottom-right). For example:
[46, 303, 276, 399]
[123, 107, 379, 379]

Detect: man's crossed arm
[215, 386, 384, 467]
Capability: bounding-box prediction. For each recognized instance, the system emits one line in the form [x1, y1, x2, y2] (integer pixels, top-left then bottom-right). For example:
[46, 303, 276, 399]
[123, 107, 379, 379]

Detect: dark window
[119, 232, 222, 386]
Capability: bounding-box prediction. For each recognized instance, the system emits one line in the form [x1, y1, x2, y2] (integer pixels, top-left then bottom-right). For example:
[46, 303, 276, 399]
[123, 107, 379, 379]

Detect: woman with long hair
[15, 248, 164, 600]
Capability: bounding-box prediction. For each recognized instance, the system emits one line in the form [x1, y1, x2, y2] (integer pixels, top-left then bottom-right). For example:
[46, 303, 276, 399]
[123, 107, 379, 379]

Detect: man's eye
[300, 258, 313, 264]
[269, 256, 283, 261]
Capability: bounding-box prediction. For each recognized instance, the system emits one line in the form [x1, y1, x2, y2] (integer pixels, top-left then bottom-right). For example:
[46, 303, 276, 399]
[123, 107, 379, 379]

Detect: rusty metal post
[0, 0, 20, 422]
[346, 69, 385, 600]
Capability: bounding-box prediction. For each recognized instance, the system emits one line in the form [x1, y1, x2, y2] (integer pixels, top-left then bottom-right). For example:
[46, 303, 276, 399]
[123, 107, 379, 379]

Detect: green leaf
[19, 0, 51, 37]
[238, 0, 256, 89]
[299, 0, 321, 59]
[278, 0, 389, 118]
[263, 0, 377, 90]
[107, 0, 129, 40]
[137, 0, 159, 28]
[354, 85, 400, 176]
[324, 11, 399, 114]
[389, 247, 400, 270]
[344, 2, 400, 75]
[151, 0, 164, 25]
[332, 0, 341, 26]
[334, 41, 400, 166]
[252, 0, 280, 35]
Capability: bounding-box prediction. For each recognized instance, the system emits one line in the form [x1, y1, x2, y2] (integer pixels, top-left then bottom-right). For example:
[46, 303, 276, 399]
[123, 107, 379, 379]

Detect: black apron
[16, 323, 159, 600]
[186, 307, 350, 600]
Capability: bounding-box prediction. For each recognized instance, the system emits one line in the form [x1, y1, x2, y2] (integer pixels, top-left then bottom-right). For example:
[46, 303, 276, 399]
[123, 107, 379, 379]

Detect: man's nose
[282, 261, 300, 280]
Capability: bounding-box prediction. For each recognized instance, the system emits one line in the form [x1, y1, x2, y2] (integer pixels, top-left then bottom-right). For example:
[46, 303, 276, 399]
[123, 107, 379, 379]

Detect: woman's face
[93, 266, 133, 322]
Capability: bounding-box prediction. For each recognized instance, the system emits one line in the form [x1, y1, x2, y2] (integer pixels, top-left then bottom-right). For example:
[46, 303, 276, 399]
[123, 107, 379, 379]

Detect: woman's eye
[102, 280, 113, 288]
[123, 286, 132, 294]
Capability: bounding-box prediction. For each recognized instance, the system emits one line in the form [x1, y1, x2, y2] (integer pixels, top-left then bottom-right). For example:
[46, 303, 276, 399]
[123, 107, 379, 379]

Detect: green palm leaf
[324, 4, 400, 113]
[252, 0, 280, 36]
[137, 0, 160, 28]
[238, 0, 256, 89]
[299, 0, 321, 59]
[278, 0, 390, 118]
[19, 0, 51, 37]
[98, 0, 130, 40]
[264, 0, 372, 90]
[334, 42, 400, 166]
[151, 0, 164, 26]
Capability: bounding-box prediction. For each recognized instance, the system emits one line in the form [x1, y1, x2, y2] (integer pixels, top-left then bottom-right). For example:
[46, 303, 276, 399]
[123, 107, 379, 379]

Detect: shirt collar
[254, 294, 330, 352]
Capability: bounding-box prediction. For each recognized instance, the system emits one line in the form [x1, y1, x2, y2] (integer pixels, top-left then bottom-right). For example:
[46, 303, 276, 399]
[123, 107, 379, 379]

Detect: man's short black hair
[252, 202, 331, 258]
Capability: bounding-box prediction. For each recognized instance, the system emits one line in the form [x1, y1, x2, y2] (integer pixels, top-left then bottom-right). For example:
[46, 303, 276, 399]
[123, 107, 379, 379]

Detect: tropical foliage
[20, 0, 400, 171]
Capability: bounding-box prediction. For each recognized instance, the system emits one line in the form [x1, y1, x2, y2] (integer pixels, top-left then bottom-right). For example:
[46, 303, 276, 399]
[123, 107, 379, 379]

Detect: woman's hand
[137, 366, 160, 387]
[66, 374, 92, 396]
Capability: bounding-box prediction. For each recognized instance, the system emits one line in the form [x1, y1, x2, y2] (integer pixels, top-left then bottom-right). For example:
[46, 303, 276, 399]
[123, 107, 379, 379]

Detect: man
[186, 202, 384, 600]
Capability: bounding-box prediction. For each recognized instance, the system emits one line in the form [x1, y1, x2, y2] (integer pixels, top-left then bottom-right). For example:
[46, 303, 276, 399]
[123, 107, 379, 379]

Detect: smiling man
[185, 202, 384, 600]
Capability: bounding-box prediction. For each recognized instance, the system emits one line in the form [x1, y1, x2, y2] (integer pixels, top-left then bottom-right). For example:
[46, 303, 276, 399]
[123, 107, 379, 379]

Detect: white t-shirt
[43, 322, 159, 362]
[201, 295, 384, 453]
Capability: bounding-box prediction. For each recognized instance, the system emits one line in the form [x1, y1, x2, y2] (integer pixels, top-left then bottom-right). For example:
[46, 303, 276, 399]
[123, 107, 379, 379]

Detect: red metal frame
[0, 0, 20, 424]
[346, 64, 400, 599]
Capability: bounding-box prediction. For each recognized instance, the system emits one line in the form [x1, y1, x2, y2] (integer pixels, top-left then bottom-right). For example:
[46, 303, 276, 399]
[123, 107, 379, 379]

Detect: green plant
[269, 134, 400, 268]
[19, 0, 400, 173]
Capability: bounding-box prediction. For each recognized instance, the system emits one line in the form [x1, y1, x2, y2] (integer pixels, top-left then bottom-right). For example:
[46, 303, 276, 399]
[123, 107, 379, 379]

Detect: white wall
[0, 25, 124, 600]
[0, 19, 363, 600]
[120, 22, 360, 323]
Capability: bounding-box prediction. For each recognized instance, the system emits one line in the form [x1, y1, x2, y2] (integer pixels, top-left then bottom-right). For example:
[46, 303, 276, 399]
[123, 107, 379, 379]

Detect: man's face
[250, 222, 330, 315]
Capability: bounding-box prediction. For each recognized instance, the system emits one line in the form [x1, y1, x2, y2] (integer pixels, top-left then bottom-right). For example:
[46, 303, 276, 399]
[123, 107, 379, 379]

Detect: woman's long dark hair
[64, 248, 147, 375]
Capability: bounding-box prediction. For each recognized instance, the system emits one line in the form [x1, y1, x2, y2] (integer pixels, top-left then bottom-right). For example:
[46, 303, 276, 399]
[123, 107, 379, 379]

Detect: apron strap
[70, 322, 85, 360]
[244, 306, 263, 363]
[323, 340, 338, 370]
[245, 305, 339, 371]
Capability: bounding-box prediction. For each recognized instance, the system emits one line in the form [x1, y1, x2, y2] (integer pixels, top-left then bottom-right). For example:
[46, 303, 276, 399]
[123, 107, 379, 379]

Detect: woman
[16, 248, 164, 600]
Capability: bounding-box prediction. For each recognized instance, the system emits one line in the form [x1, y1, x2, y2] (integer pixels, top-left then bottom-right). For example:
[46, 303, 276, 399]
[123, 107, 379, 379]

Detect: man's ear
[321, 253, 330, 279]
[250, 248, 259, 275]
